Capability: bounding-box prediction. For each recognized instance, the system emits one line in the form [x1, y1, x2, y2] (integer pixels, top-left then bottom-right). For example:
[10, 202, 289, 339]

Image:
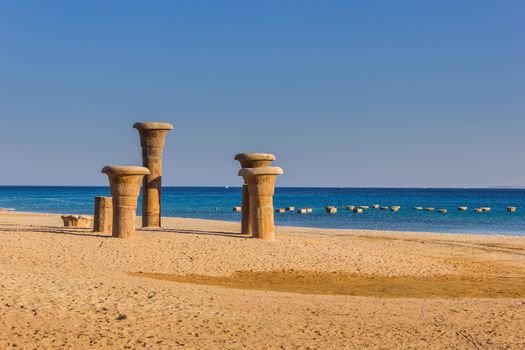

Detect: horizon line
[1, 185, 524, 190]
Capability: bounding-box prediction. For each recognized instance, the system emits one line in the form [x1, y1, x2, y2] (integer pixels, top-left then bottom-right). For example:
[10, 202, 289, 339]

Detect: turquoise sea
[0, 186, 524, 236]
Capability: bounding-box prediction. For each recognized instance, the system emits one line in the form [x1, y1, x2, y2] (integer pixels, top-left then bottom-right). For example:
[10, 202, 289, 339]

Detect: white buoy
[325, 206, 337, 214]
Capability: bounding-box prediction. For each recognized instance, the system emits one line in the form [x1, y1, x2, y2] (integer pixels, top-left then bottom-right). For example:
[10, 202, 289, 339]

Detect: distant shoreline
[3, 209, 524, 238]
[1, 185, 525, 189]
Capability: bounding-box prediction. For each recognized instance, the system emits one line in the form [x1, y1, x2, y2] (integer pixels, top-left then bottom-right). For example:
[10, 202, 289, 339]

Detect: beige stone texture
[102, 166, 150, 238]
[133, 122, 173, 228]
[238, 167, 283, 241]
[93, 196, 112, 234]
[61, 215, 93, 228]
[234, 153, 276, 235]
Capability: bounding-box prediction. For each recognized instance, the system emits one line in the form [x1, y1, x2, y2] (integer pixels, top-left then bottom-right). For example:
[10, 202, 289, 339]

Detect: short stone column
[102, 166, 150, 238]
[93, 196, 113, 234]
[238, 167, 283, 241]
[234, 153, 276, 235]
[133, 122, 174, 228]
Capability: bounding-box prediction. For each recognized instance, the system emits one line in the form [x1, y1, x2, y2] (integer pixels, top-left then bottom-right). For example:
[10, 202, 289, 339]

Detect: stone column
[133, 122, 173, 227]
[234, 153, 276, 235]
[93, 196, 113, 234]
[238, 167, 283, 241]
[102, 166, 150, 238]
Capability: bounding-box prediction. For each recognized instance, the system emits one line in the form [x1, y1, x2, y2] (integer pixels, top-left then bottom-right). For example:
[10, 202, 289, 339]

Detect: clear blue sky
[1, 1, 524, 187]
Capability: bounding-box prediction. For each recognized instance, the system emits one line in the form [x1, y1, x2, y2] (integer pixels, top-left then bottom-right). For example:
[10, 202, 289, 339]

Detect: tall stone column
[133, 122, 173, 227]
[234, 153, 276, 235]
[238, 167, 283, 241]
[102, 166, 150, 238]
[93, 196, 112, 234]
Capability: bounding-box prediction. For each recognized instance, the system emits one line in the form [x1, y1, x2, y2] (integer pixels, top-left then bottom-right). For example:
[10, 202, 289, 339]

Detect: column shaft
[246, 174, 279, 241]
[93, 196, 112, 233]
[141, 142, 164, 227]
[112, 195, 139, 238]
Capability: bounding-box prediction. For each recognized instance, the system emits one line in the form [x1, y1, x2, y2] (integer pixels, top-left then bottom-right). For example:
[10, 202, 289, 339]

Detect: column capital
[102, 165, 150, 176]
[238, 166, 283, 177]
[234, 153, 276, 168]
[133, 122, 174, 131]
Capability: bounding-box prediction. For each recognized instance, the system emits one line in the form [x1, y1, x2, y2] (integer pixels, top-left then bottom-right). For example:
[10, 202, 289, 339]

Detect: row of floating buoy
[233, 205, 518, 214]
[276, 206, 297, 213]
[414, 206, 517, 213]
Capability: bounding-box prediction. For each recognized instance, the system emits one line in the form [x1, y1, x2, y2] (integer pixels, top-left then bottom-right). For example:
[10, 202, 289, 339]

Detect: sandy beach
[1, 211, 524, 349]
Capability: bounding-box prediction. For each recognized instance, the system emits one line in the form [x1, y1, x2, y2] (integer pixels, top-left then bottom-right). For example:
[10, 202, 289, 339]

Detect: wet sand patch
[129, 270, 525, 298]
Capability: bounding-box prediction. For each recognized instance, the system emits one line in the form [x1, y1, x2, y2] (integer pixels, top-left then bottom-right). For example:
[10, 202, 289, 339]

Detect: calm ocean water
[0, 186, 524, 236]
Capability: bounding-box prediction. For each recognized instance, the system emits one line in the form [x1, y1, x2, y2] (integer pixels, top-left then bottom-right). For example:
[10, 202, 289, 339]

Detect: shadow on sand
[138, 227, 250, 239]
[6, 225, 112, 238]
[3, 224, 249, 239]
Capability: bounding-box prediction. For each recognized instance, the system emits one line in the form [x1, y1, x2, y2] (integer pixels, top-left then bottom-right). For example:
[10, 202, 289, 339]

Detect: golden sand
[1, 211, 524, 349]
[130, 269, 525, 298]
